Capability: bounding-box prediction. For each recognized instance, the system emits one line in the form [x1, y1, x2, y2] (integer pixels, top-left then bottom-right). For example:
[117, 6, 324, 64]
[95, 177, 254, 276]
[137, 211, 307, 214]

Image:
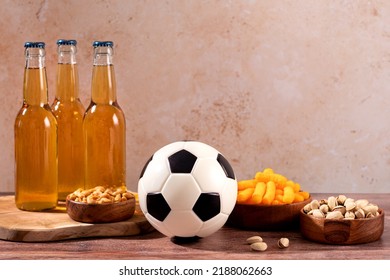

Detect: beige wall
[1, 0, 389, 193]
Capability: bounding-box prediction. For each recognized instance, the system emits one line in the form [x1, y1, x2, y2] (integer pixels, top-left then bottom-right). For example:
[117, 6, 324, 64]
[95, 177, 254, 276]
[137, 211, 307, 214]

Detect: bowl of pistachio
[299, 195, 384, 244]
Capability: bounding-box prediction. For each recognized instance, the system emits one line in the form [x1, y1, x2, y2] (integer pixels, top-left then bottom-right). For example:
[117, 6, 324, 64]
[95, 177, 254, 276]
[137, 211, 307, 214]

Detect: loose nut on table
[246, 236, 263, 244]
[250, 242, 267, 252]
[278, 238, 289, 249]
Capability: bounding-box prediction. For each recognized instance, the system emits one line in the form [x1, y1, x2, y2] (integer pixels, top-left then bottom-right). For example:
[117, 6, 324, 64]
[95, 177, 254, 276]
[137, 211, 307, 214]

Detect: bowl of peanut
[66, 186, 136, 223]
[300, 195, 384, 244]
[227, 168, 312, 230]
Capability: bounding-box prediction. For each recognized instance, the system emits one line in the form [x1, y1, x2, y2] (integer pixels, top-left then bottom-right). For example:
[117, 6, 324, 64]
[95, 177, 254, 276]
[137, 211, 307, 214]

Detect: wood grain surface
[0, 196, 154, 242]
[0, 193, 388, 259]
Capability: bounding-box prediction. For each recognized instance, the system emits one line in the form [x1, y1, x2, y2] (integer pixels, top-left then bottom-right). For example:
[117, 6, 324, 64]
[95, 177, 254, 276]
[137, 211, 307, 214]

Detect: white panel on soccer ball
[146, 213, 174, 237]
[153, 141, 185, 160]
[183, 141, 219, 159]
[220, 178, 238, 214]
[161, 174, 201, 210]
[137, 180, 148, 214]
[140, 156, 171, 193]
[163, 210, 203, 237]
[197, 213, 228, 237]
[192, 158, 226, 193]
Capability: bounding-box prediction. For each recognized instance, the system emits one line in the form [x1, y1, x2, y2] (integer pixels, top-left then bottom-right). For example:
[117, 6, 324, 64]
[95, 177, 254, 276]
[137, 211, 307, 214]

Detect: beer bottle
[83, 41, 126, 189]
[52, 39, 85, 201]
[15, 42, 58, 211]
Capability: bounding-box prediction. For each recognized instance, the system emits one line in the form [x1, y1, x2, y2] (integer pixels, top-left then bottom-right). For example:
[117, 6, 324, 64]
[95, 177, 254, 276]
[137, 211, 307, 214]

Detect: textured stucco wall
[1, 0, 390, 193]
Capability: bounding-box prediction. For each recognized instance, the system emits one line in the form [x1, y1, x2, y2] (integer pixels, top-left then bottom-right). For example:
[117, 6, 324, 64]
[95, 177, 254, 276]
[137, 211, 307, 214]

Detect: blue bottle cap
[24, 42, 45, 48]
[57, 39, 77, 46]
[93, 41, 114, 47]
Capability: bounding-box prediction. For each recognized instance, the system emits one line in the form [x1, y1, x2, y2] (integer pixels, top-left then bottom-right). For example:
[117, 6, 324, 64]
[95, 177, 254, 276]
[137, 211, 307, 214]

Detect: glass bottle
[51, 39, 85, 201]
[83, 41, 126, 189]
[14, 42, 58, 211]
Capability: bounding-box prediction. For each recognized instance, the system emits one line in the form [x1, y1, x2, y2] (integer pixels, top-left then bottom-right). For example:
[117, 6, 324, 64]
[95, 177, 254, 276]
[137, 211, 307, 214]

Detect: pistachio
[303, 195, 381, 220]
[333, 205, 346, 215]
[326, 211, 343, 219]
[278, 238, 289, 249]
[319, 204, 329, 214]
[337, 195, 347, 205]
[365, 212, 375, 219]
[344, 211, 355, 219]
[345, 201, 356, 211]
[327, 196, 337, 211]
[303, 203, 312, 213]
[355, 208, 365, 219]
[363, 205, 378, 216]
[246, 236, 263, 244]
[319, 199, 328, 205]
[344, 198, 355, 205]
[310, 200, 320, 210]
[312, 209, 325, 218]
[250, 242, 267, 252]
[355, 199, 369, 209]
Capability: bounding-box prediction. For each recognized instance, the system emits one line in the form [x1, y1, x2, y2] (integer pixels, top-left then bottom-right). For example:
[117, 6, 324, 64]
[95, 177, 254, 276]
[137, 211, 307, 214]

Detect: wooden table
[0, 193, 388, 260]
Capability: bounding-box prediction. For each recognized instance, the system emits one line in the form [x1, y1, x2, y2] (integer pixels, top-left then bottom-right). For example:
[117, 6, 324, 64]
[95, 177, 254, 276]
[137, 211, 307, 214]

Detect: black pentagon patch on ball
[192, 192, 221, 222]
[168, 149, 197, 173]
[147, 192, 171, 222]
[217, 153, 235, 179]
[139, 155, 153, 179]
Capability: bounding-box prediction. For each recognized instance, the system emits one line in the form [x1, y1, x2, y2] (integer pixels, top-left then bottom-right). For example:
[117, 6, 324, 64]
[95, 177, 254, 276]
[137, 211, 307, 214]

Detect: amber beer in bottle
[14, 42, 58, 211]
[83, 41, 126, 189]
[52, 39, 85, 201]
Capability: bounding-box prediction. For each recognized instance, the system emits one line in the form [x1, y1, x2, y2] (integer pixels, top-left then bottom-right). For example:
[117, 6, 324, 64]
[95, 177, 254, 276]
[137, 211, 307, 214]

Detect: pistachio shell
[355, 199, 369, 209]
[337, 195, 347, 205]
[310, 200, 320, 210]
[344, 198, 355, 205]
[312, 209, 325, 218]
[327, 196, 337, 211]
[355, 208, 365, 219]
[363, 205, 378, 215]
[319, 204, 329, 214]
[250, 242, 267, 252]
[319, 199, 328, 205]
[345, 201, 356, 211]
[344, 211, 355, 219]
[326, 211, 344, 219]
[333, 205, 346, 215]
[278, 238, 289, 249]
[365, 212, 375, 218]
[246, 236, 263, 244]
[303, 203, 312, 213]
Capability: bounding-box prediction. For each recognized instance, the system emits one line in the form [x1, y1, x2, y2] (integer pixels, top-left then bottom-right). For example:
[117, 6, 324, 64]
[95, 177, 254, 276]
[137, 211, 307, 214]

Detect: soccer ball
[138, 140, 237, 238]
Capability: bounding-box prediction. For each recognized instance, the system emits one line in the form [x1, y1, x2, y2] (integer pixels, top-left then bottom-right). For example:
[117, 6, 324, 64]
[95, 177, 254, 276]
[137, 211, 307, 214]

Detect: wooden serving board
[0, 196, 154, 242]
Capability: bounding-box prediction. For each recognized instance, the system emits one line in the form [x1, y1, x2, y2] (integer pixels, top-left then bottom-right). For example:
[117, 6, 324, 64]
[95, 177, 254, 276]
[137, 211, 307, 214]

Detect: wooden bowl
[66, 195, 135, 223]
[227, 198, 312, 230]
[299, 208, 385, 244]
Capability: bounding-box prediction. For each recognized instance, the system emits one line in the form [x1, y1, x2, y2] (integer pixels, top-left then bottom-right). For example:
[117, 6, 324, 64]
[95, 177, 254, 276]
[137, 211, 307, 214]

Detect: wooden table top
[0, 193, 388, 260]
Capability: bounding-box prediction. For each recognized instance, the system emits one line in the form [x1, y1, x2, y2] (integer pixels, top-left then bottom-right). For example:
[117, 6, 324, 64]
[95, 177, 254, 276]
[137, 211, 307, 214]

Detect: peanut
[67, 186, 134, 205]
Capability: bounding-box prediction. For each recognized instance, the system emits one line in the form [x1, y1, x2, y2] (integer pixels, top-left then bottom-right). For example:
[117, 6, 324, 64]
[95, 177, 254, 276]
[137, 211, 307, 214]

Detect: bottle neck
[56, 44, 79, 102]
[23, 47, 48, 106]
[56, 64, 80, 102]
[91, 46, 116, 104]
[57, 44, 77, 65]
